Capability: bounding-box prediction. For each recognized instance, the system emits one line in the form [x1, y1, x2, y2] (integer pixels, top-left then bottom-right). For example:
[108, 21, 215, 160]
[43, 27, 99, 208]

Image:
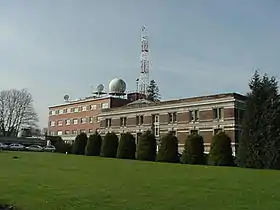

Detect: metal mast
[138, 25, 150, 97]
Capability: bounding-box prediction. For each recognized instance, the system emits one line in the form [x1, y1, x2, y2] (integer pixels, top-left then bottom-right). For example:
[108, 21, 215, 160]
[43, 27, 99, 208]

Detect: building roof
[48, 95, 127, 109]
[101, 92, 247, 113]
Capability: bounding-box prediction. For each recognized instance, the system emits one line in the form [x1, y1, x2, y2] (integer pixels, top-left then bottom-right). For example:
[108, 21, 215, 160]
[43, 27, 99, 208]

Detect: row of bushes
[53, 130, 234, 166]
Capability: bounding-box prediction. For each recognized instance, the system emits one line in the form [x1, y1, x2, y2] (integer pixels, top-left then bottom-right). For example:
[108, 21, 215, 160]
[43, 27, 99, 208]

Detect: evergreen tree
[181, 134, 205, 165]
[157, 132, 179, 163]
[136, 130, 157, 161]
[72, 133, 88, 155]
[237, 71, 280, 169]
[208, 132, 234, 166]
[101, 132, 119, 158]
[85, 132, 102, 156]
[146, 80, 160, 102]
[117, 132, 136, 159]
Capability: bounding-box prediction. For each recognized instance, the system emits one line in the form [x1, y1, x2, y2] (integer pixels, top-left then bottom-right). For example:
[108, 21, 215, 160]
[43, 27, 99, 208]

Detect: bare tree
[0, 89, 38, 137]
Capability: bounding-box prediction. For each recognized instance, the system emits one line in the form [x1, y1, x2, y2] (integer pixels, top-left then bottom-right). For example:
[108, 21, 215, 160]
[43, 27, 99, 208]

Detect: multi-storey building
[48, 96, 131, 143]
[98, 93, 247, 154]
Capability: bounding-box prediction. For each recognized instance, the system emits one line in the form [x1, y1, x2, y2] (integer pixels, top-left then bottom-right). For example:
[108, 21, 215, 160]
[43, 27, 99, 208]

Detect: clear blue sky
[0, 0, 280, 128]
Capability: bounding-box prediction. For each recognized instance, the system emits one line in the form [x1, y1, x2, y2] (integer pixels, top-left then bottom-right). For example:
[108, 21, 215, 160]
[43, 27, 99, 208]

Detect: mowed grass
[1, 152, 280, 210]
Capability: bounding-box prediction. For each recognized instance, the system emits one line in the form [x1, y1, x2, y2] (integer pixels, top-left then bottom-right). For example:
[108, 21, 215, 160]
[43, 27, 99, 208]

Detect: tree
[181, 134, 205, 165]
[136, 130, 157, 161]
[157, 132, 179, 163]
[208, 132, 234, 166]
[0, 89, 38, 137]
[237, 71, 280, 169]
[117, 132, 136, 159]
[101, 132, 119, 158]
[146, 80, 160, 102]
[85, 132, 102, 156]
[72, 133, 88, 155]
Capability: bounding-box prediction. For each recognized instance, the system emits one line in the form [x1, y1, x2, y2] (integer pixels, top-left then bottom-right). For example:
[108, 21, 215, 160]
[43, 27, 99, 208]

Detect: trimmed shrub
[157, 132, 179, 163]
[101, 132, 119, 158]
[55, 140, 72, 154]
[72, 133, 88, 155]
[181, 134, 205, 165]
[136, 130, 157, 161]
[208, 132, 234, 166]
[117, 132, 136, 159]
[85, 132, 102, 156]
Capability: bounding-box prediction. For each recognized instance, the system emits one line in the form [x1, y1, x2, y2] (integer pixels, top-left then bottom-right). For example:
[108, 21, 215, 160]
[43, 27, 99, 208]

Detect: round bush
[117, 132, 136, 159]
[85, 132, 102, 156]
[208, 132, 234, 166]
[136, 130, 157, 161]
[72, 133, 88, 155]
[101, 132, 119, 158]
[181, 134, 205, 164]
[157, 132, 179, 163]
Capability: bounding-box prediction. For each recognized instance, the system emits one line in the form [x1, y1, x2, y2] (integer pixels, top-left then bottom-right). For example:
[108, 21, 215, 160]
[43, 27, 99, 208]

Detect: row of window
[50, 129, 95, 136]
[104, 108, 227, 128]
[49, 116, 97, 127]
[49, 102, 109, 115]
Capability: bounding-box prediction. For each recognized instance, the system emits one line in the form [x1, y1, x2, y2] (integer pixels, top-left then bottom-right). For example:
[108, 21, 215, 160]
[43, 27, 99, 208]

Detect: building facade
[98, 93, 246, 154]
[48, 96, 130, 143]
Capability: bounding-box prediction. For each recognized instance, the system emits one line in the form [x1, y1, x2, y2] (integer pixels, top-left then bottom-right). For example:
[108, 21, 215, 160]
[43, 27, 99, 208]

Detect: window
[65, 130, 70, 135]
[168, 112, 177, 123]
[213, 108, 224, 120]
[57, 120, 63, 126]
[72, 130, 77, 134]
[136, 115, 144, 125]
[65, 119, 71, 125]
[81, 117, 87, 124]
[55, 110, 59, 115]
[97, 117, 101, 122]
[105, 118, 111, 128]
[155, 127, 160, 137]
[73, 119, 78, 125]
[120, 117, 127, 127]
[70, 108, 74, 113]
[49, 110, 52, 115]
[90, 104, 97, 110]
[63, 109, 67, 114]
[57, 131, 63, 136]
[89, 129, 93, 133]
[101, 103, 109, 109]
[152, 114, 159, 124]
[50, 121, 55, 127]
[74, 107, 79, 113]
[190, 110, 199, 121]
[58, 109, 63, 114]
[236, 109, 245, 121]
[82, 106, 87, 111]
[80, 129, 86, 133]
[89, 117, 93, 123]
[214, 128, 223, 135]
[190, 129, 198, 135]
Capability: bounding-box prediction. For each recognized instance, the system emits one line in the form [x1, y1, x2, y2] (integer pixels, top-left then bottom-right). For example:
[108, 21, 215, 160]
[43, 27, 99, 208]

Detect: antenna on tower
[138, 25, 150, 98]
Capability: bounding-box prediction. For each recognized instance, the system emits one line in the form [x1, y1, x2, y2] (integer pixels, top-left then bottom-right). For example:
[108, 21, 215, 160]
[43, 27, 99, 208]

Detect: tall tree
[146, 80, 160, 102]
[237, 71, 280, 169]
[0, 89, 38, 137]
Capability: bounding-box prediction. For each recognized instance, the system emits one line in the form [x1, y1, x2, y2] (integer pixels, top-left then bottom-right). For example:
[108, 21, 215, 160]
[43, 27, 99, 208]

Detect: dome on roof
[108, 78, 126, 95]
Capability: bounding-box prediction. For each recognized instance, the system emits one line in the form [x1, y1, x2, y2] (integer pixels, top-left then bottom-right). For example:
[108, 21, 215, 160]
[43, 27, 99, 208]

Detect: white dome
[108, 78, 126, 94]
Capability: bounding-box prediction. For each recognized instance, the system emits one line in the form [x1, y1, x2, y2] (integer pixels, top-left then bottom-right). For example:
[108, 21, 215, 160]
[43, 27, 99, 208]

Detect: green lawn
[1, 152, 280, 210]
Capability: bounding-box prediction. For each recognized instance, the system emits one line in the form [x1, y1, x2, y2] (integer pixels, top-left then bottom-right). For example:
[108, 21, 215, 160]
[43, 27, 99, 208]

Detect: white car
[0, 142, 8, 150]
[44, 145, 56, 152]
[9, 143, 25, 150]
[26, 145, 43, 152]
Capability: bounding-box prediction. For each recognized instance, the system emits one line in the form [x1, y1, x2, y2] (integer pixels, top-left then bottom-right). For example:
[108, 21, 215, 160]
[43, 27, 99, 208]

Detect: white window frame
[73, 119, 78, 125]
[101, 103, 109, 109]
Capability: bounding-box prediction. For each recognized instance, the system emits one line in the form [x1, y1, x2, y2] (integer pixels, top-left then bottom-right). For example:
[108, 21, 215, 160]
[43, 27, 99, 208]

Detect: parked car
[9, 143, 25, 151]
[0, 142, 8, 150]
[44, 145, 56, 152]
[26, 145, 43, 152]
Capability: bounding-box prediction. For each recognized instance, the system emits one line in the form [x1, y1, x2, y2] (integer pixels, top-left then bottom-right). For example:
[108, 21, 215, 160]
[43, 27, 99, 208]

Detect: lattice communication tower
[138, 25, 150, 96]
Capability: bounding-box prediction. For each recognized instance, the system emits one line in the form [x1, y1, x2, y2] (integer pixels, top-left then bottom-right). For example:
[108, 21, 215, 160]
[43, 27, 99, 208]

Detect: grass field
[1, 152, 280, 210]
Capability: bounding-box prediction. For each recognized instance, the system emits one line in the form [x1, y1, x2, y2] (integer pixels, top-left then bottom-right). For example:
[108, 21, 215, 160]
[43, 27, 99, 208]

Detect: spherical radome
[108, 78, 126, 94]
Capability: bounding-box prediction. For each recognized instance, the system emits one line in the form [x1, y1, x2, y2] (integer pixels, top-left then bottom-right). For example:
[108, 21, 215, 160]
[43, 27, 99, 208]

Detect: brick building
[48, 96, 132, 143]
[98, 93, 246, 154]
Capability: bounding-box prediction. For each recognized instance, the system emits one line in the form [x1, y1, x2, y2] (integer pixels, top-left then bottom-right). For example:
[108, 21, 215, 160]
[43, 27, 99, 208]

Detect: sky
[0, 0, 280, 128]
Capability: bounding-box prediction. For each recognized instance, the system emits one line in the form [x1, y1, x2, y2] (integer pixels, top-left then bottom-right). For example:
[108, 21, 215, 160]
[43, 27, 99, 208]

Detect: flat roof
[101, 92, 247, 112]
[48, 96, 128, 109]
